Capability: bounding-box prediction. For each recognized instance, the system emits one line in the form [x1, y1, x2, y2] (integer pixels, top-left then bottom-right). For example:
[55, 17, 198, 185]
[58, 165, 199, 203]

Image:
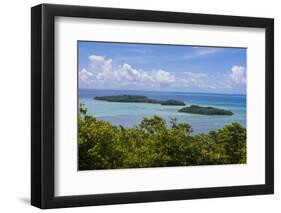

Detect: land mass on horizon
[94, 95, 234, 116]
[94, 95, 186, 106]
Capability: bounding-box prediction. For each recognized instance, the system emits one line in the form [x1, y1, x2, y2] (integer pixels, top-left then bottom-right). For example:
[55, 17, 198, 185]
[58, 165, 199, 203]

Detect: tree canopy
[78, 104, 246, 170]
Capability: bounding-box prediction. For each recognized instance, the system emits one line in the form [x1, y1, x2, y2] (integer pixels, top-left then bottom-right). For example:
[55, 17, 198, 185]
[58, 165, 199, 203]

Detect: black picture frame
[31, 3, 274, 209]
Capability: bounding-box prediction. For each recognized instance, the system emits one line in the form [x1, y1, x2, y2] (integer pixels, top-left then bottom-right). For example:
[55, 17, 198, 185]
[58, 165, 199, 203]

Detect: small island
[178, 105, 233, 115]
[161, 99, 185, 106]
[94, 95, 185, 106]
[94, 95, 161, 103]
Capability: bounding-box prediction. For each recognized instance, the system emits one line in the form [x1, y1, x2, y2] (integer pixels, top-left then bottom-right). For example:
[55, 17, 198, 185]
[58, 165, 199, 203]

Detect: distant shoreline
[94, 95, 186, 106]
[79, 88, 246, 97]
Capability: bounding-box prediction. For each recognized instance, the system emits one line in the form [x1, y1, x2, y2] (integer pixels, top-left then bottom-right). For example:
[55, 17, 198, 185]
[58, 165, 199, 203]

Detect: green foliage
[161, 99, 185, 106]
[78, 107, 246, 170]
[178, 105, 234, 115]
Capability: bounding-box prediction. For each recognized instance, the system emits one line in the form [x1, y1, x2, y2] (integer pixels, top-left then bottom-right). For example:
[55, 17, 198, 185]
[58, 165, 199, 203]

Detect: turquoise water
[79, 89, 246, 134]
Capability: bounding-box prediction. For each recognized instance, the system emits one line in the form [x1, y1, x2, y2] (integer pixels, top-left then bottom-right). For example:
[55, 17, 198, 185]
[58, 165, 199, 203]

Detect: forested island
[94, 95, 185, 106]
[161, 99, 186, 106]
[94, 95, 232, 115]
[178, 105, 233, 115]
[78, 104, 245, 170]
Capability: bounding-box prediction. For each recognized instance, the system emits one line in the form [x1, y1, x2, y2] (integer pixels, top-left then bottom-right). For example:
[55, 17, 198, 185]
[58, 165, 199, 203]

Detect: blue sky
[78, 41, 247, 94]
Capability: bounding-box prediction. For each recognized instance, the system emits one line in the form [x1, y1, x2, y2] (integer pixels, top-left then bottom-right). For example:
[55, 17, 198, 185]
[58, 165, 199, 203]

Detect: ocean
[79, 89, 246, 134]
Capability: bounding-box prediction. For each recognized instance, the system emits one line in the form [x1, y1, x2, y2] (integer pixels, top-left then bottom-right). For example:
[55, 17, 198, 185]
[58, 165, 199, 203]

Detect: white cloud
[230, 66, 246, 84]
[179, 72, 217, 90]
[89, 55, 106, 62]
[184, 72, 208, 78]
[79, 68, 94, 85]
[79, 54, 245, 94]
[184, 47, 222, 60]
[79, 54, 176, 89]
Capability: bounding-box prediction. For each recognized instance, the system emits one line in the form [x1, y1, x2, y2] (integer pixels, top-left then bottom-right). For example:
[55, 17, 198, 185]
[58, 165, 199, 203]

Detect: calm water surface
[79, 89, 246, 134]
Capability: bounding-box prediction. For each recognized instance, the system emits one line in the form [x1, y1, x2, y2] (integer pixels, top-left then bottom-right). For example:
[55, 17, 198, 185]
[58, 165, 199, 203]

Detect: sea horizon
[79, 88, 246, 97]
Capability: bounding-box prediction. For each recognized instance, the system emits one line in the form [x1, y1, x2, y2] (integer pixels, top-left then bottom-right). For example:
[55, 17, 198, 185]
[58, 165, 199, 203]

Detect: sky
[78, 41, 247, 94]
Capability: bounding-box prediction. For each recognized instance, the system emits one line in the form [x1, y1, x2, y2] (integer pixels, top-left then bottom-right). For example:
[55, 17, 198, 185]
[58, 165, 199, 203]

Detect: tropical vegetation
[78, 104, 245, 170]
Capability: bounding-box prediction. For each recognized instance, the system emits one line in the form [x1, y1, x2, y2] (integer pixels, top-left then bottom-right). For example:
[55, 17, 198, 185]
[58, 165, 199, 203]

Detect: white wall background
[0, 0, 279, 212]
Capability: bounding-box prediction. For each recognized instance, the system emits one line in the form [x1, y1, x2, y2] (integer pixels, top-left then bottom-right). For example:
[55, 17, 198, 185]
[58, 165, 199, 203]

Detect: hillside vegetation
[78, 104, 245, 170]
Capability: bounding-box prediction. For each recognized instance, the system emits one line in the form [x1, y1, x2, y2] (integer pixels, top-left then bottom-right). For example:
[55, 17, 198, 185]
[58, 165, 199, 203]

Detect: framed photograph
[31, 4, 274, 209]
